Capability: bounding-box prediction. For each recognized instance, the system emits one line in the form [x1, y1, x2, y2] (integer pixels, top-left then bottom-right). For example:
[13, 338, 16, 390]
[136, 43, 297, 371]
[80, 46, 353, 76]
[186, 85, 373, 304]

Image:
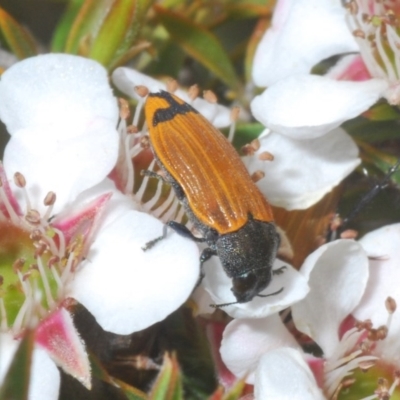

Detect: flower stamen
[385, 296, 396, 332]
[36, 255, 55, 309]
[324, 327, 378, 398]
[133, 86, 147, 127]
[228, 106, 240, 142]
[142, 178, 163, 211]
[43, 191, 56, 221]
[13, 171, 33, 213]
[123, 130, 136, 193]
[0, 178, 20, 224]
[188, 84, 199, 103]
[51, 226, 66, 259]
[152, 186, 176, 219]
[161, 197, 180, 223]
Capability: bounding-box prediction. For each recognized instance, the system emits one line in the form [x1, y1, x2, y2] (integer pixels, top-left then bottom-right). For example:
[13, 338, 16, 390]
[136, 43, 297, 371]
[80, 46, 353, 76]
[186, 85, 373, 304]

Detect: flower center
[0, 172, 83, 337]
[326, 297, 400, 399]
[345, 0, 400, 104]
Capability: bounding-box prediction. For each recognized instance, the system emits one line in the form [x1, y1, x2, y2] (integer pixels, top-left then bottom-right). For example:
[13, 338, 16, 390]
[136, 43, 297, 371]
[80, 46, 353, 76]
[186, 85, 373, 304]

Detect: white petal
[3, 121, 119, 214]
[252, 0, 358, 87]
[0, 54, 118, 136]
[0, 49, 18, 70]
[29, 347, 60, 400]
[54, 178, 137, 229]
[243, 128, 360, 210]
[353, 224, 400, 364]
[69, 210, 199, 334]
[220, 314, 299, 384]
[292, 240, 369, 358]
[0, 332, 18, 385]
[251, 75, 388, 138]
[112, 67, 167, 97]
[326, 54, 372, 81]
[191, 286, 216, 316]
[0, 333, 60, 400]
[254, 347, 325, 400]
[112, 67, 231, 127]
[203, 256, 309, 319]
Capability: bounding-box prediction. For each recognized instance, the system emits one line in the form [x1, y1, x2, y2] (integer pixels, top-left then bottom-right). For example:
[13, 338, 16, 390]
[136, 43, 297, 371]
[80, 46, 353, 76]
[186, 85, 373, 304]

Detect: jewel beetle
[143, 90, 281, 305]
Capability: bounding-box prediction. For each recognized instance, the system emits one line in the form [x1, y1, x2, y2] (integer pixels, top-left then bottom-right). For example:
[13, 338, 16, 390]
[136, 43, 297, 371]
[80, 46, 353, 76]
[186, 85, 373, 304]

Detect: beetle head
[216, 219, 280, 303]
[231, 268, 273, 303]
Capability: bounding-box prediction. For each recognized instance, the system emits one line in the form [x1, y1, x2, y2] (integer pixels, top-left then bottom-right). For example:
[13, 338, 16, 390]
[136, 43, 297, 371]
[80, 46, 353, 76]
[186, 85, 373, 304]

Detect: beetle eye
[231, 272, 261, 303]
[232, 273, 257, 295]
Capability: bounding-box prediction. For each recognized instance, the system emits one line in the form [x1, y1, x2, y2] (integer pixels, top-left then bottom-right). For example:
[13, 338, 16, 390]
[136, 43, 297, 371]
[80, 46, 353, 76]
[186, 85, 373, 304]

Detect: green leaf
[64, 0, 114, 55]
[154, 5, 240, 90]
[222, 380, 247, 400]
[109, 40, 151, 70]
[0, 329, 35, 400]
[362, 101, 400, 121]
[144, 41, 186, 77]
[344, 116, 400, 143]
[207, 380, 247, 400]
[159, 307, 218, 399]
[0, 7, 37, 60]
[89, 0, 139, 67]
[61, 0, 151, 68]
[116, 382, 148, 400]
[244, 18, 269, 83]
[149, 354, 183, 400]
[138, 0, 157, 18]
[89, 352, 148, 399]
[229, 122, 264, 151]
[51, 0, 86, 52]
[357, 140, 400, 180]
[225, 0, 273, 19]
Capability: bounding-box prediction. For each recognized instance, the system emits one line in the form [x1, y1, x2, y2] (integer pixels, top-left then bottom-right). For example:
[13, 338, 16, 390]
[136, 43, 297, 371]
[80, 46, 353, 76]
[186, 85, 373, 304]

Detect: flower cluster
[0, 0, 398, 395]
[0, 54, 200, 399]
[221, 227, 400, 399]
[212, 1, 400, 398]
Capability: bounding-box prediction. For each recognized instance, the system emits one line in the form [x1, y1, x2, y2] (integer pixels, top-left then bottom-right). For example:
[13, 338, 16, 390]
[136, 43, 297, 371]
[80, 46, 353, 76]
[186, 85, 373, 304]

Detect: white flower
[220, 239, 375, 399]
[0, 53, 119, 214]
[255, 347, 326, 400]
[112, 67, 232, 128]
[252, 0, 358, 87]
[244, 0, 370, 211]
[242, 128, 360, 210]
[222, 224, 400, 398]
[0, 54, 199, 399]
[251, 76, 386, 140]
[352, 224, 400, 364]
[250, 0, 398, 139]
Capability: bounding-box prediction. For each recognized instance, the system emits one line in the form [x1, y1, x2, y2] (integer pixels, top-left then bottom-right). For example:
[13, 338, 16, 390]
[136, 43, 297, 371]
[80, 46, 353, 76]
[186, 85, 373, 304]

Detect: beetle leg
[272, 266, 287, 276]
[142, 224, 169, 251]
[141, 169, 166, 182]
[167, 221, 205, 242]
[196, 248, 217, 287]
[142, 221, 205, 251]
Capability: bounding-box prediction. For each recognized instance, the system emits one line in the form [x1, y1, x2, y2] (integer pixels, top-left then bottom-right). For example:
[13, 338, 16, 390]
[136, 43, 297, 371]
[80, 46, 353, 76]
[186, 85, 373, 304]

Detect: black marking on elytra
[150, 90, 198, 127]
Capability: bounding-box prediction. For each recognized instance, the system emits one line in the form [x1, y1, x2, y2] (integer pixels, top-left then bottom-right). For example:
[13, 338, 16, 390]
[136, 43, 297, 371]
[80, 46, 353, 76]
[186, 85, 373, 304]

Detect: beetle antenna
[210, 287, 284, 308]
[257, 287, 284, 297]
[209, 301, 238, 309]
